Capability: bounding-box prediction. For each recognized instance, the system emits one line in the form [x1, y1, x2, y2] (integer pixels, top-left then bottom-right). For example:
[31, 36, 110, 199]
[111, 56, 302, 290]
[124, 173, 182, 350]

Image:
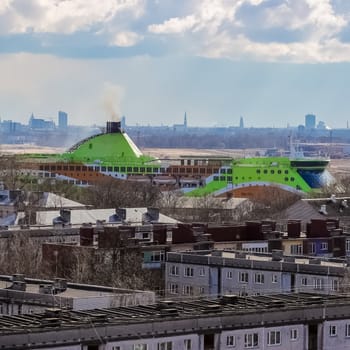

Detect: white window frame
[169, 265, 179, 276]
[226, 335, 236, 347]
[199, 267, 205, 276]
[182, 285, 193, 295]
[227, 271, 233, 279]
[134, 344, 148, 350]
[346, 324, 350, 338]
[267, 330, 281, 346]
[331, 279, 339, 291]
[244, 333, 259, 348]
[290, 329, 298, 341]
[271, 274, 278, 283]
[169, 283, 179, 294]
[310, 242, 316, 254]
[157, 341, 172, 350]
[254, 273, 265, 284]
[199, 286, 205, 295]
[239, 271, 249, 283]
[301, 277, 308, 286]
[321, 242, 328, 250]
[346, 239, 350, 252]
[314, 278, 323, 290]
[184, 339, 192, 350]
[291, 244, 303, 255]
[329, 325, 337, 337]
[184, 267, 194, 277]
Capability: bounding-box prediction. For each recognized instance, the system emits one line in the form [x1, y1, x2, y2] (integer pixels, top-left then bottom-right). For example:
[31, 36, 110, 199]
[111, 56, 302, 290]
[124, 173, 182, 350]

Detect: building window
[267, 330, 281, 345]
[291, 244, 303, 255]
[184, 267, 194, 277]
[112, 347, 121, 350]
[329, 325, 337, 337]
[134, 344, 148, 350]
[290, 329, 298, 341]
[199, 287, 205, 295]
[301, 277, 308, 286]
[227, 271, 233, 279]
[226, 335, 236, 347]
[314, 278, 323, 290]
[239, 272, 249, 283]
[331, 280, 339, 291]
[309, 242, 316, 254]
[271, 274, 278, 283]
[199, 267, 205, 276]
[244, 333, 258, 348]
[346, 239, 350, 252]
[158, 342, 172, 350]
[184, 339, 192, 350]
[346, 324, 350, 337]
[254, 273, 264, 284]
[169, 265, 179, 276]
[183, 285, 193, 295]
[321, 242, 328, 250]
[169, 283, 179, 294]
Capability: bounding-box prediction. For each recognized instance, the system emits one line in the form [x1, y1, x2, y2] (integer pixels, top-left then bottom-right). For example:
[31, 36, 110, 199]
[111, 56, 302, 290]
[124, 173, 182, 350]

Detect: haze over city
[1, 0, 350, 128]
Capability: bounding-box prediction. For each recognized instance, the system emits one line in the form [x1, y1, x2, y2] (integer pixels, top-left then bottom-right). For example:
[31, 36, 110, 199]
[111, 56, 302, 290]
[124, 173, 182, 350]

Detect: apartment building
[2, 293, 350, 349]
[165, 250, 346, 298]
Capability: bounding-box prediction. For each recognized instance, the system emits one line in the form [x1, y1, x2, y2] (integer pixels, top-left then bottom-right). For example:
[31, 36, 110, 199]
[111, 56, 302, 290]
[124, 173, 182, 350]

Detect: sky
[1, 0, 350, 128]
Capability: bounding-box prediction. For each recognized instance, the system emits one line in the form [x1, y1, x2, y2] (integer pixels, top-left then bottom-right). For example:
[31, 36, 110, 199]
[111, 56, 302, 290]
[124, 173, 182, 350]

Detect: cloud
[110, 31, 143, 47]
[0, 0, 145, 34]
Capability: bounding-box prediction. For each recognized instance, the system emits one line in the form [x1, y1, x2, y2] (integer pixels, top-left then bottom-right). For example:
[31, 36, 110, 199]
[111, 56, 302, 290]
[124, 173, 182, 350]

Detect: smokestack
[106, 121, 121, 134]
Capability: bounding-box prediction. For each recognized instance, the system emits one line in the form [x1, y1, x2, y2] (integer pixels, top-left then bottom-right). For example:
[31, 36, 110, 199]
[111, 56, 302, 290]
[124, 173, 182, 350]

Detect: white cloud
[110, 31, 142, 47]
[0, 0, 145, 34]
[148, 15, 197, 34]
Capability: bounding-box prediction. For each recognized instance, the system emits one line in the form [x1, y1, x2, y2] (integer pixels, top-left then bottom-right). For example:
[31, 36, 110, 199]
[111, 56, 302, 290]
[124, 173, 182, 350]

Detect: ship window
[181, 160, 185, 165]
[82, 180, 87, 185]
[76, 166, 81, 171]
[220, 169, 226, 174]
[256, 169, 260, 173]
[50, 166, 56, 171]
[76, 180, 81, 185]
[69, 180, 74, 184]
[278, 170, 282, 174]
[39, 165, 44, 170]
[127, 167, 132, 172]
[69, 166, 74, 171]
[132, 167, 138, 172]
[180, 167, 185, 173]
[291, 177, 295, 181]
[146, 167, 152, 172]
[121, 167, 126, 172]
[227, 168, 232, 174]
[101, 166, 106, 171]
[271, 170, 275, 174]
[114, 166, 119, 172]
[193, 168, 198, 174]
[173, 168, 178, 173]
[227, 176, 232, 182]
[285, 170, 289, 174]
[200, 168, 206, 174]
[214, 168, 219, 173]
[57, 165, 62, 170]
[140, 167, 145, 172]
[82, 166, 87, 171]
[284, 177, 289, 181]
[107, 166, 112, 172]
[63, 166, 68, 171]
[263, 169, 268, 174]
[95, 166, 100, 171]
[44, 165, 49, 171]
[187, 160, 191, 165]
[214, 176, 219, 181]
[88, 166, 93, 171]
[220, 176, 225, 181]
[186, 168, 192, 173]
[194, 160, 198, 166]
[160, 168, 166, 173]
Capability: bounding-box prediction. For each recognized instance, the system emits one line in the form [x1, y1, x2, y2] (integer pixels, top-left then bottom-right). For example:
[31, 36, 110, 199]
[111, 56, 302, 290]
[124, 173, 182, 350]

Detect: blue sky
[1, 0, 350, 128]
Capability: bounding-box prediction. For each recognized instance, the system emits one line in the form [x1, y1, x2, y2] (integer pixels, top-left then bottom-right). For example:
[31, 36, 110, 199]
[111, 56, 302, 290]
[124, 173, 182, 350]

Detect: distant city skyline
[1, 1, 350, 128]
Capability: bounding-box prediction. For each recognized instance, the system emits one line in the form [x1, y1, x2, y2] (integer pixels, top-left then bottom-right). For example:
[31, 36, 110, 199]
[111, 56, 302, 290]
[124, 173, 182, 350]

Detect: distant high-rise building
[58, 111, 68, 129]
[239, 116, 244, 128]
[184, 112, 187, 128]
[305, 114, 316, 129]
[121, 115, 126, 129]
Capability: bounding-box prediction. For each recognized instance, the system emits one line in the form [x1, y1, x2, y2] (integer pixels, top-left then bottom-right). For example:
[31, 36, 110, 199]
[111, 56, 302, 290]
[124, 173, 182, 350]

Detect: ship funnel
[106, 121, 121, 134]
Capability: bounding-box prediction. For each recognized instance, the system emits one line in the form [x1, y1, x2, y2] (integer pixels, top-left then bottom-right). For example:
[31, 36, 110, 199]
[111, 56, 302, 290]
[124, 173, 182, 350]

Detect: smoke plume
[102, 82, 124, 122]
